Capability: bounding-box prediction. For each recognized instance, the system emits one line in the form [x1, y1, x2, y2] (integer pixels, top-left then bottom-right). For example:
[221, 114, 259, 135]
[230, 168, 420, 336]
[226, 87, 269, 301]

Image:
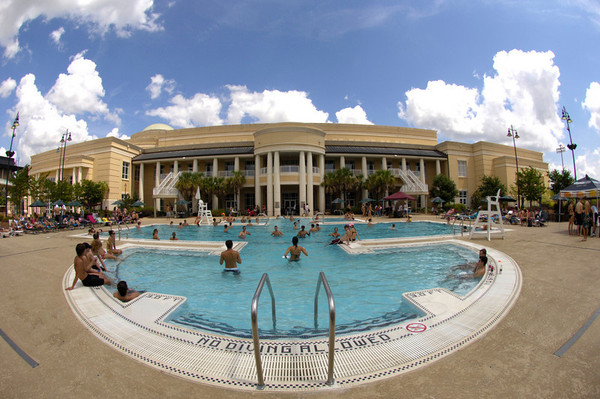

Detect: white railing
[280, 165, 299, 173]
[153, 171, 181, 196]
[390, 168, 428, 193]
[312, 166, 320, 174]
[243, 170, 255, 177]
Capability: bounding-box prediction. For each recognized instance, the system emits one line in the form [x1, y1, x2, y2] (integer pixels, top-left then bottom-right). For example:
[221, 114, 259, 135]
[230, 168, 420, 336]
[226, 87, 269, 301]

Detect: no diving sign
[405, 322, 427, 333]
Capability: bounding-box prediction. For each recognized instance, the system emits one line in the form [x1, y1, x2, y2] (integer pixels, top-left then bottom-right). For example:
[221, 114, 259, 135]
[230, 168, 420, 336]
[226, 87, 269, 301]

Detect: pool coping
[63, 238, 521, 392]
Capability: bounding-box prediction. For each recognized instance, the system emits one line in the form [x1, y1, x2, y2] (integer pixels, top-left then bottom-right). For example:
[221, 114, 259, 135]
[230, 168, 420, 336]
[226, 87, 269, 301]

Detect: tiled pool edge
[63, 239, 521, 392]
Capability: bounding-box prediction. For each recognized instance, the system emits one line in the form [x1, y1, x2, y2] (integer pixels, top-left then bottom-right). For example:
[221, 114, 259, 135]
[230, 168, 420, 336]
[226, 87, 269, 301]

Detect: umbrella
[67, 200, 83, 207]
[384, 191, 416, 201]
[432, 197, 445, 204]
[112, 200, 124, 206]
[175, 199, 189, 205]
[52, 199, 66, 206]
[131, 200, 145, 207]
[560, 174, 600, 198]
[331, 198, 344, 204]
[551, 194, 568, 200]
[29, 200, 47, 207]
[499, 195, 517, 202]
[360, 198, 375, 203]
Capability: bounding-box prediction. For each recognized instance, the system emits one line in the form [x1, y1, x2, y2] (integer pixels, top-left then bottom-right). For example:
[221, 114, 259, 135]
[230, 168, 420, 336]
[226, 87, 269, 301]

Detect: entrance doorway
[282, 192, 298, 216]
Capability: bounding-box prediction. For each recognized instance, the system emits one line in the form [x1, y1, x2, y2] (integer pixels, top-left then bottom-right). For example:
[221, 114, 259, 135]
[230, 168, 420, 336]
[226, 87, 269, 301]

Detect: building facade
[29, 122, 548, 216]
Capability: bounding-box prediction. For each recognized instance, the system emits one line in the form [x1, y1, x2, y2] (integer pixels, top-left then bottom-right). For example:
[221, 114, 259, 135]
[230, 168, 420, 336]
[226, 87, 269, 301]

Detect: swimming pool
[111, 225, 479, 338]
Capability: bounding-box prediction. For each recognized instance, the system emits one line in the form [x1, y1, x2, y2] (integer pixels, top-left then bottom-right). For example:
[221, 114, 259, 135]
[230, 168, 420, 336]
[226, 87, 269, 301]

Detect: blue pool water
[110, 220, 479, 339]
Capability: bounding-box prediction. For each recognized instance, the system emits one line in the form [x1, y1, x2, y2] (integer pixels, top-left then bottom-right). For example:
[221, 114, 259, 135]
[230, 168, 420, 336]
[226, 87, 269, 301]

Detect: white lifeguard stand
[197, 198, 214, 225]
[469, 189, 505, 241]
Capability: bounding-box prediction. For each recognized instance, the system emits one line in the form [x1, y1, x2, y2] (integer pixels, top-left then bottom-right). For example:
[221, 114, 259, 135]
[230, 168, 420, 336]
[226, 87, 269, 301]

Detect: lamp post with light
[57, 130, 72, 181]
[507, 125, 520, 208]
[556, 144, 566, 171]
[561, 107, 577, 180]
[4, 113, 19, 217]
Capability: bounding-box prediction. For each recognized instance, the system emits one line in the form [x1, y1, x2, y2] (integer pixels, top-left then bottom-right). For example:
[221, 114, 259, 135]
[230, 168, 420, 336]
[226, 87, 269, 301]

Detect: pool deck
[1, 215, 599, 398]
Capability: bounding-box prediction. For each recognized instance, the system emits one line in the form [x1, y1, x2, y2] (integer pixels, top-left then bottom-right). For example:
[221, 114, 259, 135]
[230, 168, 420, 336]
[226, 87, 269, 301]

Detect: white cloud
[0, 78, 17, 98]
[106, 127, 130, 140]
[582, 82, 600, 132]
[398, 49, 564, 153]
[11, 73, 97, 164]
[226, 85, 329, 124]
[46, 52, 119, 123]
[576, 147, 600, 179]
[336, 105, 373, 124]
[0, 0, 162, 58]
[50, 27, 65, 46]
[146, 93, 224, 128]
[146, 74, 175, 100]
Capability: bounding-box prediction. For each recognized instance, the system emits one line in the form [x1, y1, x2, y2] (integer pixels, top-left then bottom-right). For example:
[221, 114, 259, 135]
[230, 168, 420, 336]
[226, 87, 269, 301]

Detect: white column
[139, 163, 144, 202]
[174, 160, 179, 174]
[255, 154, 261, 209]
[212, 158, 218, 208]
[191, 160, 198, 214]
[382, 158, 389, 197]
[234, 157, 240, 171]
[362, 156, 368, 199]
[234, 156, 240, 210]
[72, 168, 76, 184]
[402, 158, 407, 172]
[274, 151, 281, 217]
[193, 159, 198, 173]
[436, 159, 441, 176]
[154, 161, 161, 218]
[419, 158, 425, 182]
[299, 151, 306, 208]
[78, 166, 82, 182]
[319, 154, 325, 213]
[55, 169, 59, 181]
[307, 152, 313, 216]
[340, 155, 345, 169]
[267, 152, 273, 216]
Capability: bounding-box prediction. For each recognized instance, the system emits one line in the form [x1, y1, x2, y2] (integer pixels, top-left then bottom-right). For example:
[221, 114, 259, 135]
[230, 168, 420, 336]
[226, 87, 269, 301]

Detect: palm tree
[226, 170, 246, 210]
[175, 171, 197, 202]
[364, 169, 395, 202]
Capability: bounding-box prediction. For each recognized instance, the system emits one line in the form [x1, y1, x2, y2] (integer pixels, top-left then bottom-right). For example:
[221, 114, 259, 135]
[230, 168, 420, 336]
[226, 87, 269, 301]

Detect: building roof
[325, 145, 447, 158]
[132, 146, 255, 162]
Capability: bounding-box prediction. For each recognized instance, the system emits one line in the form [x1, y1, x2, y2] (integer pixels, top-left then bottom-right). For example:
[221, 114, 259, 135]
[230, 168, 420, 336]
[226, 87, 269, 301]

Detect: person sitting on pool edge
[113, 281, 140, 302]
[297, 225, 310, 238]
[66, 243, 112, 290]
[220, 239, 241, 274]
[473, 249, 488, 277]
[106, 230, 123, 256]
[271, 225, 284, 237]
[283, 236, 308, 261]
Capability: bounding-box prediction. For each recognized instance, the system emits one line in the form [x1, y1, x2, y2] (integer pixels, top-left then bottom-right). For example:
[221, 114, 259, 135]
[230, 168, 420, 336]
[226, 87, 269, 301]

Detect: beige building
[29, 122, 548, 215]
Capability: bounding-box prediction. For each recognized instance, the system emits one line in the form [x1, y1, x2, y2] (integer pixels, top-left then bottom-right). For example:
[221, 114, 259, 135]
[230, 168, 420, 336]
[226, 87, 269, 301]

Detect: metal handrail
[314, 272, 335, 385]
[314, 211, 325, 224]
[116, 221, 129, 240]
[257, 212, 269, 225]
[251, 273, 276, 389]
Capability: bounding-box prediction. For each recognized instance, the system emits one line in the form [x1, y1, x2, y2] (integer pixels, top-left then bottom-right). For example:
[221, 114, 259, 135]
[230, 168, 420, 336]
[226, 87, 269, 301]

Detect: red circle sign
[406, 322, 427, 333]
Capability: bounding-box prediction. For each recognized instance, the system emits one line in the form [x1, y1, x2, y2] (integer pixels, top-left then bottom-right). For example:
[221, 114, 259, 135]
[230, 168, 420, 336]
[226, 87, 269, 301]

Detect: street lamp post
[4, 113, 19, 217]
[507, 125, 520, 208]
[57, 130, 72, 181]
[561, 106, 577, 180]
[556, 144, 566, 171]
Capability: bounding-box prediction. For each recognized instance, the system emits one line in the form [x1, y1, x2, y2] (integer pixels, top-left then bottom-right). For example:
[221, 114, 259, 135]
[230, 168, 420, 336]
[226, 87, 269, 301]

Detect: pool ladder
[116, 221, 130, 240]
[251, 272, 335, 389]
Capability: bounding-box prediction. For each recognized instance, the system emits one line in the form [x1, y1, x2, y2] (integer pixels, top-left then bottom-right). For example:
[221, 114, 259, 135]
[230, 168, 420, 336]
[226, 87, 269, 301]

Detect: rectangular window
[325, 160, 335, 171]
[457, 160, 467, 177]
[122, 161, 130, 179]
[459, 190, 468, 205]
[245, 160, 255, 170]
[345, 161, 355, 170]
[134, 165, 140, 181]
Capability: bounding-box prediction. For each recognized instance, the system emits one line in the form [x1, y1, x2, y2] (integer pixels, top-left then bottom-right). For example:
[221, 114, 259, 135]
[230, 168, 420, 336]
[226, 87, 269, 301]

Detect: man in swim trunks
[238, 226, 251, 239]
[271, 225, 284, 237]
[113, 281, 140, 302]
[283, 236, 308, 261]
[66, 243, 111, 290]
[220, 239, 241, 274]
[297, 225, 310, 238]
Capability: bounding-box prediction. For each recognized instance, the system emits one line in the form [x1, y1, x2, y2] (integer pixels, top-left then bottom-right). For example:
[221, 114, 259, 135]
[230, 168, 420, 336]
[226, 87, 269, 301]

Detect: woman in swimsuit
[283, 236, 308, 261]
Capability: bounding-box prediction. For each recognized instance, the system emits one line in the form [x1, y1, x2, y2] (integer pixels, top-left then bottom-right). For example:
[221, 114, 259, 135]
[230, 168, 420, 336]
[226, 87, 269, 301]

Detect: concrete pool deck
[1, 216, 599, 398]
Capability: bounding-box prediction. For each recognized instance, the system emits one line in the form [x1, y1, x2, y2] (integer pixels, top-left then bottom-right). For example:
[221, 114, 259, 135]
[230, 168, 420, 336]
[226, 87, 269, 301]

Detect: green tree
[80, 179, 109, 210]
[429, 174, 458, 204]
[548, 169, 575, 194]
[225, 170, 246, 210]
[7, 164, 30, 215]
[364, 169, 395, 201]
[175, 172, 199, 202]
[516, 167, 546, 207]
[50, 179, 74, 203]
[471, 175, 507, 208]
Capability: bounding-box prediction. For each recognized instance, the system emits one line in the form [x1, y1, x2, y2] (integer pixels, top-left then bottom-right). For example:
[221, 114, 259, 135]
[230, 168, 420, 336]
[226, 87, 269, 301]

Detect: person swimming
[283, 236, 308, 261]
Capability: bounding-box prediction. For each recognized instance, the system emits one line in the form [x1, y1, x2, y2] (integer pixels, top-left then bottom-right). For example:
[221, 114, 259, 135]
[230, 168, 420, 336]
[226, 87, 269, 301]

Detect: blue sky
[1, 0, 599, 179]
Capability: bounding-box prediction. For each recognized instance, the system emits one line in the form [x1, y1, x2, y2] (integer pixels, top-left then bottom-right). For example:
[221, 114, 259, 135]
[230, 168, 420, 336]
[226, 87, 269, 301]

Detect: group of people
[66, 235, 140, 302]
[568, 199, 598, 241]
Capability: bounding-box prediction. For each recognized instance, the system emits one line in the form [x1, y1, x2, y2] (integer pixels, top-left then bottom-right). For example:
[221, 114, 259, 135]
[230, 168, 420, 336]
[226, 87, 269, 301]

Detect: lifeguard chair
[469, 189, 505, 241]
